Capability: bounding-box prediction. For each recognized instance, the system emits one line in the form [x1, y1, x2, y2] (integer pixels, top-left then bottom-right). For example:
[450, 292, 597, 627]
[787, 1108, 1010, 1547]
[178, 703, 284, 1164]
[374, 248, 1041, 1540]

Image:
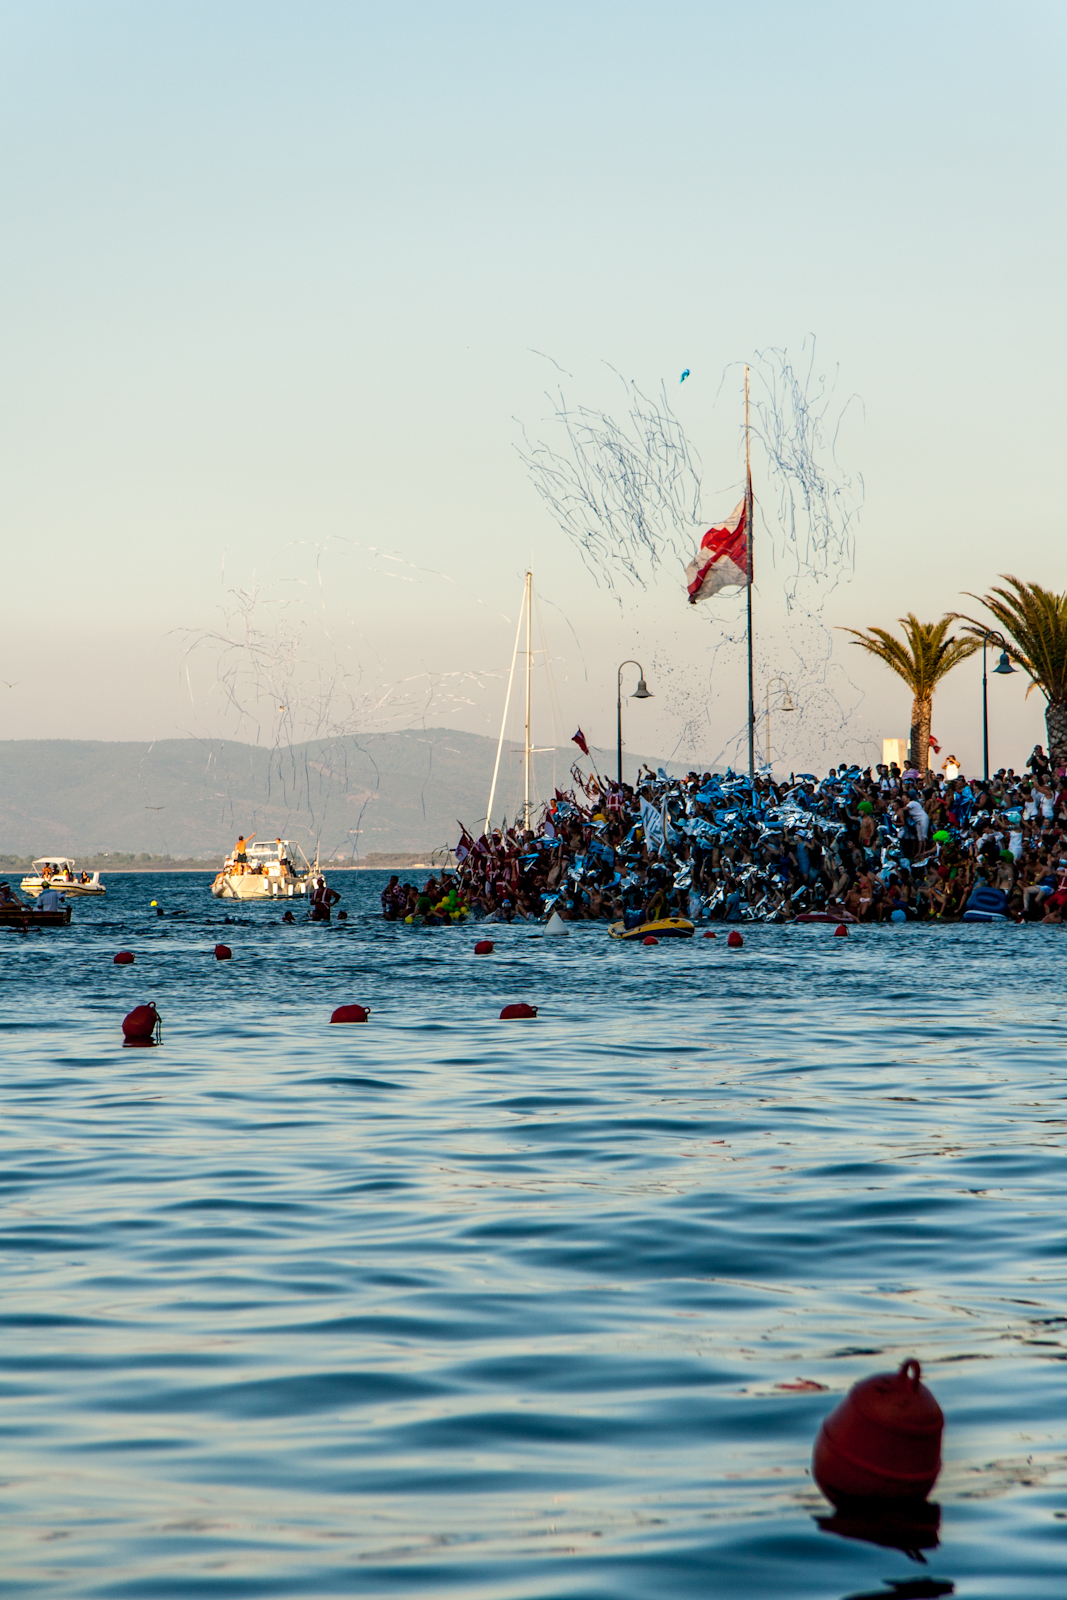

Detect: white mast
[523, 570, 532, 828]
[485, 581, 526, 836]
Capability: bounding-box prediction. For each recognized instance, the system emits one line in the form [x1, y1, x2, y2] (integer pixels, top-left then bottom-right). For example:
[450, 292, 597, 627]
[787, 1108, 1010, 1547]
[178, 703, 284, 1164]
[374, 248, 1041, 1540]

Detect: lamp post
[764, 675, 795, 772]
[617, 660, 653, 786]
[978, 630, 1015, 783]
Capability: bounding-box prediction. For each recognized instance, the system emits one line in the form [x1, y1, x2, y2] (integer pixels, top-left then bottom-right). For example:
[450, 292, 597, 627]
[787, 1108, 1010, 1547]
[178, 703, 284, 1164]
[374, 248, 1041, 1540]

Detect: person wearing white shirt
[902, 797, 930, 846]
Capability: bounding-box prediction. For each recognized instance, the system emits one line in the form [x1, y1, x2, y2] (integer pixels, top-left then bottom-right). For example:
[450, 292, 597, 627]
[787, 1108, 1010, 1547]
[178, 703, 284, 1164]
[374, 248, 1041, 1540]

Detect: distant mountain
[0, 731, 696, 859]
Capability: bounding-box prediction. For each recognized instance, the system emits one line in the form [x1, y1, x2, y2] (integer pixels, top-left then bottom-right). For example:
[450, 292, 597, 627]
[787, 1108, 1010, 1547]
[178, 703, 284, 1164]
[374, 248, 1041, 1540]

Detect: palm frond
[954, 576, 1067, 702]
[840, 615, 978, 698]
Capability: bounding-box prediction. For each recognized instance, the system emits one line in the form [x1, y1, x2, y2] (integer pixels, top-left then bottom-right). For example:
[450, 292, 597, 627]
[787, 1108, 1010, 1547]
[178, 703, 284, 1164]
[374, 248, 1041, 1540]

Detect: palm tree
[953, 577, 1067, 771]
[840, 614, 979, 774]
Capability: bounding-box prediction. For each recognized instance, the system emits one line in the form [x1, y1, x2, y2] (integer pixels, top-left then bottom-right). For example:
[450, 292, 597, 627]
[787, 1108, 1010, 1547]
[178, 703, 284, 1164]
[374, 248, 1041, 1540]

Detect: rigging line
[532, 584, 566, 802]
[486, 578, 526, 836]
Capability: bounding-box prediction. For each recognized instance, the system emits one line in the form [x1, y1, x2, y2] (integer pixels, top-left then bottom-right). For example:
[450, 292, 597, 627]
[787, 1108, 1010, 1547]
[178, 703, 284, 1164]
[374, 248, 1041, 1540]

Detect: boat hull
[0, 906, 72, 927]
[211, 873, 311, 901]
[20, 878, 104, 898]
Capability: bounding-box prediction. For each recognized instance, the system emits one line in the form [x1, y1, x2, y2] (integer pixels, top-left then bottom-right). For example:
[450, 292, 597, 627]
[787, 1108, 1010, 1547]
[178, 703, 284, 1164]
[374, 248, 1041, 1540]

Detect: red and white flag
[571, 728, 589, 756]
[686, 499, 750, 604]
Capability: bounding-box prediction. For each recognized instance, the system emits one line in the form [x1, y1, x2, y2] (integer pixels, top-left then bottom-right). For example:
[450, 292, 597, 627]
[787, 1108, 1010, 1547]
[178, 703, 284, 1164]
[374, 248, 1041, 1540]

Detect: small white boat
[210, 838, 314, 901]
[21, 857, 105, 898]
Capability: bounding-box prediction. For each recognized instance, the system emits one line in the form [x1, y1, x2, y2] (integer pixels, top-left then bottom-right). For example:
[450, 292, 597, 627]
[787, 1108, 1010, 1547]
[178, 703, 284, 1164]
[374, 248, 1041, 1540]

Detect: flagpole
[745, 365, 755, 782]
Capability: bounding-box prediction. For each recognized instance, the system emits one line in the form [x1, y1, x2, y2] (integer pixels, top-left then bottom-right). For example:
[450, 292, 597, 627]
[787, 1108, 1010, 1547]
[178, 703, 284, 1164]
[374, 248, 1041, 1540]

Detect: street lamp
[765, 675, 795, 772]
[617, 660, 653, 786]
[978, 630, 1015, 782]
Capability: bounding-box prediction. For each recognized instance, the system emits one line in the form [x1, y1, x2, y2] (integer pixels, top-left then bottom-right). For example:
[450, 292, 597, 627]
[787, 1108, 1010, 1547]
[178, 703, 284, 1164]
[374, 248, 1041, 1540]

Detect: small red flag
[571, 728, 589, 756]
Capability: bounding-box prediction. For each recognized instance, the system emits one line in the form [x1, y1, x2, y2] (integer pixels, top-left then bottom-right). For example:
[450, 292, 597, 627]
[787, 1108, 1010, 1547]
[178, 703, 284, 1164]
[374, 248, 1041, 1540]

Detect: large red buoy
[642, 935, 659, 946]
[114, 950, 135, 965]
[474, 939, 494, 955]
[330, 1004, 369, 1023]
[214, 943, 232, 961]
[834, 923, 849, 938]
[500, 1002, 538, 1020]
[122, 1004, 160, 1046]
[813, 1359, 943, 1503]
[727, 930, 744, 948]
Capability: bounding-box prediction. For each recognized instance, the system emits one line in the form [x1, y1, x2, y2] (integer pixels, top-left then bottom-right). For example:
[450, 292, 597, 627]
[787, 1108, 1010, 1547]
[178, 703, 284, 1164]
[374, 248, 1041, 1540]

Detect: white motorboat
[210, 838, 314, 901]
[21, 857, 105, 897]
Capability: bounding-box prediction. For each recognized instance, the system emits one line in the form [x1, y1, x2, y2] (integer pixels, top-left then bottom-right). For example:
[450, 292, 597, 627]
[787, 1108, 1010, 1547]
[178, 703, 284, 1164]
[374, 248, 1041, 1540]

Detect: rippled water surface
[2, 871, 1066, 1598]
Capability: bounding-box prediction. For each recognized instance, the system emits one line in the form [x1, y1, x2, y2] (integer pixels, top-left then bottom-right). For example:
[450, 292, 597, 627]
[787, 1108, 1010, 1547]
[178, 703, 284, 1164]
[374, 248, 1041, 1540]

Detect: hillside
[0, 731, 694, 859]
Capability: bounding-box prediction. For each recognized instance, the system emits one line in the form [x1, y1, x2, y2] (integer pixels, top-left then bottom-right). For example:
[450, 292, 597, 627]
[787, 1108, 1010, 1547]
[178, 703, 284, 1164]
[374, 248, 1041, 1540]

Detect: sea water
[1, 871, 1065, 1598]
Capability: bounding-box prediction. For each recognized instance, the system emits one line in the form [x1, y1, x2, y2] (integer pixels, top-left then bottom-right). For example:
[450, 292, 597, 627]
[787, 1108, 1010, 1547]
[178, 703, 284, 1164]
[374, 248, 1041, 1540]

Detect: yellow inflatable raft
[608, 917, 696, 941]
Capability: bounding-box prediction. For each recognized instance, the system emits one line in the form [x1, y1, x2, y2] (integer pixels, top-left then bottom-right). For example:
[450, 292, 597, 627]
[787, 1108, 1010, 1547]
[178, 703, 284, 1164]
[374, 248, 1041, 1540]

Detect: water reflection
[840, 1579, 954, 1599]
[817, 1496, 940, 1559]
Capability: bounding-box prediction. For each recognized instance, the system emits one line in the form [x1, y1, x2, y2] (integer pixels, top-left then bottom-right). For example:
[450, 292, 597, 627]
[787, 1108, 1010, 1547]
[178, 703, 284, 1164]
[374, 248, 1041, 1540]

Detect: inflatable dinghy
[961, 885, 1012, 923]
[608, 917, 695, 941]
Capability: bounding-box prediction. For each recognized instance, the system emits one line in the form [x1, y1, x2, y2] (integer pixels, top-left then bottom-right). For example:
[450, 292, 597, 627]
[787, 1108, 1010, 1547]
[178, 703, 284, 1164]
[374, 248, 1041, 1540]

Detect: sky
[1, 0, 1063, 778]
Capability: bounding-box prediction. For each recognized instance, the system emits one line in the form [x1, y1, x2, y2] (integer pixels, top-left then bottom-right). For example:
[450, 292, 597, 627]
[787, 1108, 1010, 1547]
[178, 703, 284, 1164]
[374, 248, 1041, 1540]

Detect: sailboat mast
[485, 581, 526, 836]
[745, 365, 755, 782]
[523, 570, 532, 827]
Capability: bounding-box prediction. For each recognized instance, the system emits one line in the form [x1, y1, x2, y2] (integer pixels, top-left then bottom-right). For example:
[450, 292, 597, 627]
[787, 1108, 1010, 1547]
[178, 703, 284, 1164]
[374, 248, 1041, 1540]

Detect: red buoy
[834, 923, 849, 938]
[114, 950, 135, 965]
[500, 1002, 538, 1020]
[122, 1003, 159, 1046]
[813, 1358, 943, 1503]
[642, 935, 659, 946]
[474, 939, 494, 955]
[214, 943, 232, 960]
[330, 1004, 369, 1024]
[703, 930, 717, 939]
[727, 930, 744, 948]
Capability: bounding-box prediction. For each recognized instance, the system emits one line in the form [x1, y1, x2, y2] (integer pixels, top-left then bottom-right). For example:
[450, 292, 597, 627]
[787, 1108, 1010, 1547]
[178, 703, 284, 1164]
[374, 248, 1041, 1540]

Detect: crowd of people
[380, 745, 1067, 927]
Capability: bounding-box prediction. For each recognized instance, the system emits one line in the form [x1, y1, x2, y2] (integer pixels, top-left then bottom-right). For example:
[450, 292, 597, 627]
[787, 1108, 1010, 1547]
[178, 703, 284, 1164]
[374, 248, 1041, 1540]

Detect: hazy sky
[1, 1, 1062, 776]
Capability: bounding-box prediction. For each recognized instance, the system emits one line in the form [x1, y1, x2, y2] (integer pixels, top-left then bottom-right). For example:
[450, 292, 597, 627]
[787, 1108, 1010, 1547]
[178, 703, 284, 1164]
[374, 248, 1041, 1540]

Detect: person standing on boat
[235, 835, 249, 864]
